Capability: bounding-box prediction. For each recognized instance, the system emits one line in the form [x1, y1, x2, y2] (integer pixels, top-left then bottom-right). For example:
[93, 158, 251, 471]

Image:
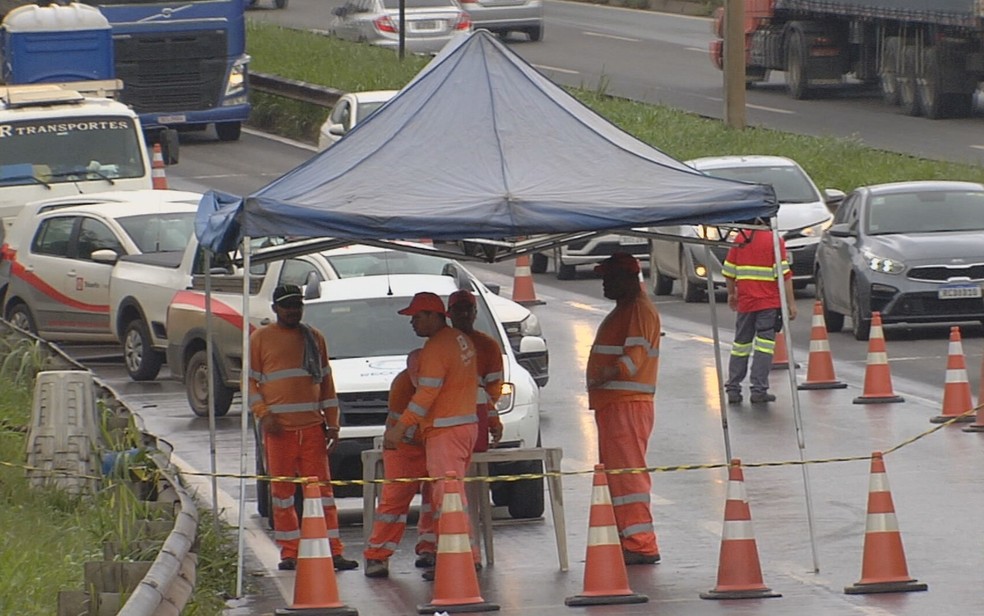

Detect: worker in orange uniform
[364, 350, 436, 578]
[249, 284, 358, 572]
[383, 291, 480, 580]
[447, 289, 504, 452]
[722, 228, 797, 404]
[586, 253, 662, 566]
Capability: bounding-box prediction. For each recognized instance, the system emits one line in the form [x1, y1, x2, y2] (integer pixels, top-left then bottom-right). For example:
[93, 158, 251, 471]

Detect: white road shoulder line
[533, 63, 580, 75]
[583, 30, 640, 43]
[747, 103, 795, 114]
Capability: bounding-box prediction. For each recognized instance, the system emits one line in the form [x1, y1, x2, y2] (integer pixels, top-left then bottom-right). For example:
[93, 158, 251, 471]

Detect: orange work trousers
[424, 423, 480, 563]
[595, 399, 658, 556]
[264, 423, 343, 560]
[363, 441, 435, 561]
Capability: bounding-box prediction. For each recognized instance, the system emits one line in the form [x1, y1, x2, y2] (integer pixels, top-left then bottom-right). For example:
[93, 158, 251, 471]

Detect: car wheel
[815, 269, 844, 332]
[526, 24, 543, 42]
[651, 261, 673, 296]
[530, 252, 548, 274]
[123, 319, 164, 381]
[215, 122, 242, 142]
[6, 303, 36, 334]
[850, 279, 871, 341]
[556, 262, 576, 280]
[506, 459, 545, 519]
[185, 349, 234, 417]
[680, 252, 704, 303]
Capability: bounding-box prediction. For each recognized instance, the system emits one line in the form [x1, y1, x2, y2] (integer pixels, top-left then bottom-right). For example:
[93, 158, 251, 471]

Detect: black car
[814, 181, 984, 340]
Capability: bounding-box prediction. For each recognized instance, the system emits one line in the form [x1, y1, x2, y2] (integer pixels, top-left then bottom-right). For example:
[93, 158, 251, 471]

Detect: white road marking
[243, 126, 317, 151]
[684, 46, 706, 53]
[583, 31, 640, 43]
[533, 63, 580, 75]
[971, 145, 984, 151]
[747, 103, 795, 114]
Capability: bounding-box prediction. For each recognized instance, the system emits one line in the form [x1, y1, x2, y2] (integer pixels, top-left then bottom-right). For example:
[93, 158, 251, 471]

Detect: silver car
[461, 0, 543, 41]
[328, 0, 472, 55]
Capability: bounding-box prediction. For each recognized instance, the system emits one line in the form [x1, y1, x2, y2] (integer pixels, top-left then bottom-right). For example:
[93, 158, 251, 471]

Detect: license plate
[157, 115, 186, 124]
[938, 285, 982, 300]
[413, 20, 439, 31]
[619, 236, 647, 245]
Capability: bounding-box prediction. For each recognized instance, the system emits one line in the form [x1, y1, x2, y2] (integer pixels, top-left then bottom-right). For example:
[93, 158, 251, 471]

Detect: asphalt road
[246, 0, 984, 165]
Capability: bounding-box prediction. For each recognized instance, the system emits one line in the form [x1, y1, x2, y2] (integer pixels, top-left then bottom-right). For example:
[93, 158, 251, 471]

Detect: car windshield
[381, 0, 452, 8]
[116, 211, 197, 253]
[323, 250, 455, 278]
[305, 293, 503, 360]
[701, 165, 820, 204]
[865, 190, 984, 235]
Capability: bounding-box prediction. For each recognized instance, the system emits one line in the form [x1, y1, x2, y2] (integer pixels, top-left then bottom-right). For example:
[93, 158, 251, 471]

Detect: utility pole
[723, 0, 747, 129]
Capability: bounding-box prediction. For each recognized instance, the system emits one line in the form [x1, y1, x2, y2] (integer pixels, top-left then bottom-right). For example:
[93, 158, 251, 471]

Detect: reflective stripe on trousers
[363, 442, 435, 561]
[264, 423, 344, 560]
[595, 399, 658, 555]
[726, 308, 779, 395]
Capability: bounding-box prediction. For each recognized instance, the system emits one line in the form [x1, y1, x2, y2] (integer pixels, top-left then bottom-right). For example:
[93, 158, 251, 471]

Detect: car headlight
[518, 312, 541, 337]
[863, 251, 905, 274]
[225, 58, 249, 97]
[800, 217, 833, 238]
[495, 382, 515, 414]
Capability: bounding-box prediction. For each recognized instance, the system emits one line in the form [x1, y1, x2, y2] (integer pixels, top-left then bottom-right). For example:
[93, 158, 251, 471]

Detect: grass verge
[245, 21, 984, 192]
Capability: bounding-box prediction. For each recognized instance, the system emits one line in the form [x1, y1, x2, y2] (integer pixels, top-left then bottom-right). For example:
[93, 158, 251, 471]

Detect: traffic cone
[276, 478, 358, 616]
[770, 331, 797, 370]
[962, 354, 984, 432]
[511, 254, 544, 306]
[701, 459, 780, 600]
[151, 143, 168, 190]
[931, 326, 974, 423]
[798, 301, 847, 390]
[852, 312, 904, 404]
[417, 472, 498, 614]
[565, 465, 648, 606]
[844, 453, 928, 594]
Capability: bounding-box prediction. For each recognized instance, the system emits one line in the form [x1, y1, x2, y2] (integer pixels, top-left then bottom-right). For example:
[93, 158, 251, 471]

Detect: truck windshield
[0, 116, 146, 187]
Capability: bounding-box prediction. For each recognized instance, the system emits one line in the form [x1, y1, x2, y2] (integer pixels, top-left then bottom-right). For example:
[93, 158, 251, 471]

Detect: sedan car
[814, 181, 984, 340]
[328, 0, 472, 55]
[649, 155, 843, 302]
[317, 90, 397, 150]
[459, 0, 543, 41]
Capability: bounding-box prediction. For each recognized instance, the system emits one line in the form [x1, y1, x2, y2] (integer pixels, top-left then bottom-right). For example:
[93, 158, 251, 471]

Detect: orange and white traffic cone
[853, 312, 904, 404]
[417, 472, 498, 614]
[799, 301, 847, 390]
[770, 330, 797, 370]
[276, 478, 358, 616]
[511, 253, 544, 306]
[931, 326, 974, 424]
[844, 453, 928, 594]
[962, 354, 984, 432]
[151, 143, 168, 190]
[566, 465, 648, 607]
[701, 459, 780, 600]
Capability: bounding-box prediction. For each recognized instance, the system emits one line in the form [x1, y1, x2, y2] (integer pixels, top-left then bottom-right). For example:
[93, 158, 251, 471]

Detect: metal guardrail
[250, 71, 344, 108]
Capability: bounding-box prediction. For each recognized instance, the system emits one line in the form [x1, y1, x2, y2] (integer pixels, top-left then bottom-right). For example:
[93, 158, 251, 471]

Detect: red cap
[398, 292, 446, 316]
[594, 252, 641, 275]
[448, 289, 476, 309]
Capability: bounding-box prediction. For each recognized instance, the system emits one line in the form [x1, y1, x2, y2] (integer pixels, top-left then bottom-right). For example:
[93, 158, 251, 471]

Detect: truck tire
[185, 349, 234, 417]
[215, 122, 242, 142]
[6, 303, 36, 334]
[899, 45, 921, 117]
[880, 37, 900, 106]
[530, 252, 548, 274]
[785, 29, 812, 100]
[123, 319, 164, 381]
[556, 262, 576, 280]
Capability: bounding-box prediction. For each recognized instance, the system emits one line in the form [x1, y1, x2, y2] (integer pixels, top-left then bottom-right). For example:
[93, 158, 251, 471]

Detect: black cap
[273, 284, 303, 305]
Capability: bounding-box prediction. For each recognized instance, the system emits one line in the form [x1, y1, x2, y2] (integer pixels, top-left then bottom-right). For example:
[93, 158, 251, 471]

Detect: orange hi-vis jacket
[398, 325, 478, 439]
[468, 329, 504, 428]
[587, 293, 661, 411]
[248, 323, 339, 430]
[387, 369, 421, 444]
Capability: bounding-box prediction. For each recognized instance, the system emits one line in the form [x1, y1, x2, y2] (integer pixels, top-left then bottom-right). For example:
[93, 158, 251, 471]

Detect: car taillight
[453, 12, 471, 30]
[374, 15, 398, 33]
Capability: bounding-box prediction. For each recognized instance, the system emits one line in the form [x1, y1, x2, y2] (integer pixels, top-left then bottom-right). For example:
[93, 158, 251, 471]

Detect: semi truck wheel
[785, 29, 812, 100]
[880, 37, 900, 106]
[215, 122, 242, 142]
[899, 45, 921, 116]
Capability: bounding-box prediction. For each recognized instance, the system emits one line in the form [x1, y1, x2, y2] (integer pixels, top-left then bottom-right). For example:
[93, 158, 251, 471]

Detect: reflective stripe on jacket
[722, 229, 791, 313]
[587, 293, 661, 410]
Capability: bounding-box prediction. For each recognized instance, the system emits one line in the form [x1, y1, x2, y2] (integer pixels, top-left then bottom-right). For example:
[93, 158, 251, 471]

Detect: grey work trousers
[725, 308, 779, 395]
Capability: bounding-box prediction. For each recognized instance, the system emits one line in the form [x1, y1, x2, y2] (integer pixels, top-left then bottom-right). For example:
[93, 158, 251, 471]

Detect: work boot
[333, 554, 359, 571]
[414, 552, 436, 568]
[364, 559, 389, 578]
[750, 392, 776, 404]
[623, 549, 661, 566]
[726, 390, 742, 405]
[277, 557, 297, 571]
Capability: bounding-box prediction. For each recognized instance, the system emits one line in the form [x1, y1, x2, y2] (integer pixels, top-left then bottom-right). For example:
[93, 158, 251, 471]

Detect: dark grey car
[814, 181, 984, 340]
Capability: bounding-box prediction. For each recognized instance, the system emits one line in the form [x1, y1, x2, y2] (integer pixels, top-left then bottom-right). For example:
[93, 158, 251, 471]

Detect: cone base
[515, 299, 545, 306]
[276, 605, 359, 615]
[961, 423, 984, 432]
[417, 600, 500, 613]
[844, 579, 928, 595]
[930, 414, 974, 424]
[700, 587, 781, 600]
[565, 592, 649, 606]
[799, 381, 847, 390]
[853, 394, 905, 404]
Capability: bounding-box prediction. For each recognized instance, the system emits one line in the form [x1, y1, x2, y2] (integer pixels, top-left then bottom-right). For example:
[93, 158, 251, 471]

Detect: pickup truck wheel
[505, 459, 545, 519]
[123, 320, 164, 381]
[6, 303, 36, 334]
[186, 349, 234, 417]
[530, 252, 548, 274]
[556, 262, 576, 280]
